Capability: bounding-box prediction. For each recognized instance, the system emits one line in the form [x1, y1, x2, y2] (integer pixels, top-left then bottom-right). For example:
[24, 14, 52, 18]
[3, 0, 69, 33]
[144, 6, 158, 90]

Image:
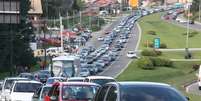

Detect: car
[93, 82, 189, 101]
[18, 72, 35, 80]
[1, 77, 29, 101]
[97, 36, 104, 41]
[44, 82, 100, 101]
[127, 51, 138, 58]
[8, 80, 42, 101]
[32, 84, 52, 101]
[84, 76, 116, 86]
[35, 70, 51, 83]
[46, 77, 66, 85]
[67, 77, 86, 82]
[79, 68, 90, 77]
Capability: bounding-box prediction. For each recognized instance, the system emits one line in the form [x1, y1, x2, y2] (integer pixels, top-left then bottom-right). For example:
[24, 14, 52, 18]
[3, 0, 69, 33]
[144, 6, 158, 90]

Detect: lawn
[117, 61, 201, 101]
[138, 13, 201, 49]
[159, 51, 201, 59]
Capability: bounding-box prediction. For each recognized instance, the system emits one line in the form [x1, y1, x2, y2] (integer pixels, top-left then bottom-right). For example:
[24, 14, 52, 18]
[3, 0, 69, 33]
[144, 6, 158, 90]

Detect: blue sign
[154, 38, 160, 48]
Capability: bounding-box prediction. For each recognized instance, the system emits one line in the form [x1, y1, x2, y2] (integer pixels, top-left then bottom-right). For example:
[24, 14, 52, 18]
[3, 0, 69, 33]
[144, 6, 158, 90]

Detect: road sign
[154, 38, 160, 48]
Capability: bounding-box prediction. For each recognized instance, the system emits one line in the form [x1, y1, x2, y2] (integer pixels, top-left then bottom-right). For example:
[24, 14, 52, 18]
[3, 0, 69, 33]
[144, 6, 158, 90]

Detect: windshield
[120, 86, 187, 101]
[91, 79, 115, 86]
[62, 85, 99, 100]
[53, 61, 74, 77]
[14, 83, 42, 92]
[4, 79, 14, 89]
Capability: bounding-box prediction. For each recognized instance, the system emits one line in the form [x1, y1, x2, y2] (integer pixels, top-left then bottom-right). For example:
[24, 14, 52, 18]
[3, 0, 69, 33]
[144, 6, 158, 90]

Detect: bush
[141, 49, 162, 56]
[146, 30, 156, 35]
[150, 57, 173, 67]
[137, 57, 154, 70]
[160, 43, 167, 48]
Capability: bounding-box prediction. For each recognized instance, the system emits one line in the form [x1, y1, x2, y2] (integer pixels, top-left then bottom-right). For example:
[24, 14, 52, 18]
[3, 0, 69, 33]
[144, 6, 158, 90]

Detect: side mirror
[50, 96, 57, 101]
[186, 97, 190, 101]
[33, 94, 39, 98]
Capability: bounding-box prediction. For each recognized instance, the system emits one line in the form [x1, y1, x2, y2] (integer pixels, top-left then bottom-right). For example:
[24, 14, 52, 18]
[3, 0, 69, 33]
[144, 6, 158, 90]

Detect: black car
[94, 82, 188, 101]
[35, 70, 51, 83]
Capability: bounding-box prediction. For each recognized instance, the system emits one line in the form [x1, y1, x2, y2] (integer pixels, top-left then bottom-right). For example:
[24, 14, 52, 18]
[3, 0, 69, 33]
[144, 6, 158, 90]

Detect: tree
[191, 0, 200, 13]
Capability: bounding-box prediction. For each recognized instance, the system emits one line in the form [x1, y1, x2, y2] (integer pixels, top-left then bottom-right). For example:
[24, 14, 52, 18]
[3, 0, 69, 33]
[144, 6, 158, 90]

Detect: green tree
[191, 0, 200, 13]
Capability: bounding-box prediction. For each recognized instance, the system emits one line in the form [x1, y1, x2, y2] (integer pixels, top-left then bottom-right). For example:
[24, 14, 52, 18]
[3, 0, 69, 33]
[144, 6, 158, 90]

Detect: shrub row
[143, 42, 167, 48]
[141, 49, 162, 56]
[136, 57, 173, 70]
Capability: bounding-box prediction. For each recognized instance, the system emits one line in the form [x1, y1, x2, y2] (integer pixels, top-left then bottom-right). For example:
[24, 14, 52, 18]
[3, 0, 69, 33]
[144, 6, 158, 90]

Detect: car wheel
[199, 86, 201, 90]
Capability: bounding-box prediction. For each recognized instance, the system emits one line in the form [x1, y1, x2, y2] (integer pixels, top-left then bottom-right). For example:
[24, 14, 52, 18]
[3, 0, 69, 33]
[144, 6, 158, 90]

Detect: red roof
[94, 0, 116, 7]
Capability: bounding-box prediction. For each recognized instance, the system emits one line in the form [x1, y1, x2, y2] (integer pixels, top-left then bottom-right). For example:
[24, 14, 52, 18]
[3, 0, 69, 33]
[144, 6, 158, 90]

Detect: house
[0, 0, 43, 26]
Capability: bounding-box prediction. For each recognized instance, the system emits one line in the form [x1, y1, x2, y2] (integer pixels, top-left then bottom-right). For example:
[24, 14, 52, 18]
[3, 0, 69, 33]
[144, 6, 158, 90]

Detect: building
[0, 0, 43, 25]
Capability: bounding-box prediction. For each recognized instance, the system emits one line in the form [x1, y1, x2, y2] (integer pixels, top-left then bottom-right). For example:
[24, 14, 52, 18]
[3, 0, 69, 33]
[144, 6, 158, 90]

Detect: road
[99, 23, 140, 77]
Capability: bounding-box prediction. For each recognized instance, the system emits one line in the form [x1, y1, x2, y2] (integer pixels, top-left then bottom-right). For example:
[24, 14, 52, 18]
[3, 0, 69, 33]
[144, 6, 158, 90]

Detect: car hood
[11, 92, 34, 101]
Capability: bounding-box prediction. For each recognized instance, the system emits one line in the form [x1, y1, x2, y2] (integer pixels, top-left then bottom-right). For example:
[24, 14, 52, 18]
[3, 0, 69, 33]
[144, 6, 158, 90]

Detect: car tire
[199, 86, 201, 90]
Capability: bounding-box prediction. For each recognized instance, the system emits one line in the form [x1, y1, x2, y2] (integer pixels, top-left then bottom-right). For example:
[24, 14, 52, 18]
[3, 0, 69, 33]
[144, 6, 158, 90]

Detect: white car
[8, 80, 42, 101]
[97, 36, 104, 41]
[127, 51, 138, 58]
[79, 68, 90, 77]
[1, 77, 29, 101]
[198, 65, 201, 90]
[175, 18, 187, 23]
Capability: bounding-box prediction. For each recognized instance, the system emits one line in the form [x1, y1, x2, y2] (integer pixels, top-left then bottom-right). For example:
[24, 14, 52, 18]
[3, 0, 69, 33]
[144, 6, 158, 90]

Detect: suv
[1, 77, 29, 101]
[8, 80, 42, 101]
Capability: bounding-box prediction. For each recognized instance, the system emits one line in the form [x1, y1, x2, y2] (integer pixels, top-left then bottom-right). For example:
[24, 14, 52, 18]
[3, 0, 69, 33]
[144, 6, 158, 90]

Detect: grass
[117, 61, 201, 101]
[159, 51, 201, 59]
[138, 13, 201, 49]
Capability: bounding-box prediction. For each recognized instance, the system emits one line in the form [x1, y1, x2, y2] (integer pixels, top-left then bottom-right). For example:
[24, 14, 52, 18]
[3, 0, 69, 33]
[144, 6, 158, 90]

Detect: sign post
[154, 38, 160, 49]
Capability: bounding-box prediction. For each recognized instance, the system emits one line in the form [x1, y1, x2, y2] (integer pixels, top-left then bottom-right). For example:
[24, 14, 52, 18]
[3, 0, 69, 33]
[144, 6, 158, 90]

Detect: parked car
[8, 80, 42, 101]
[198, 65, 201, 90]
[84, 76, 116, 86]
[93, 82, 189, 101]
[67, 77, 86, 82]
[46, 77, 66, 85]
[35, 70, 51, 83]
[18, 72, 35, 80]
[1, 77, 29, 101]
[127, 51, 138, 58]
[44, 82, 100, 101]
[97, 36, 104, 41]
[32, 84, 52, 101]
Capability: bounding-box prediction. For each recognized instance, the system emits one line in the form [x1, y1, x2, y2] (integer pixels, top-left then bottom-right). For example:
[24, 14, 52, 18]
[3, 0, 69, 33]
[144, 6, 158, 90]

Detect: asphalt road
[99, 23, 140, 77]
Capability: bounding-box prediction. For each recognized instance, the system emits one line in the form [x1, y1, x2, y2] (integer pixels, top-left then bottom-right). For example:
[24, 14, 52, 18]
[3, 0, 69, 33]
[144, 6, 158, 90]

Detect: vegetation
[141, 49, 162, 56]
[139, 13, 201, 49]
[117, 61, 201, 100]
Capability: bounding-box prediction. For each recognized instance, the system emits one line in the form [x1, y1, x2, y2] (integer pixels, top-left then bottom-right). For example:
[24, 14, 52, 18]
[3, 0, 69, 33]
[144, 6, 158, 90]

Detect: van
[198, 65, 201, 90]
[46, 47, 62, 57]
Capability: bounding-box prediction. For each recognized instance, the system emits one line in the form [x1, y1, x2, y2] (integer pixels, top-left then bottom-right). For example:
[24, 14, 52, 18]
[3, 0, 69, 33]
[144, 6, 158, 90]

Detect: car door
[93, 85, 110, 101]
[105, 85, 118, 101]
[32, 87, 42, 101]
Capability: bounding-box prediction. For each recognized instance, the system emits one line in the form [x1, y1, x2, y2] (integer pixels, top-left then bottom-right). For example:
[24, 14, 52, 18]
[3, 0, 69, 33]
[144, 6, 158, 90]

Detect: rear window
[91, 79, 115, 86]
[120, 86, 187, 101]
[14, 83, 42, 92]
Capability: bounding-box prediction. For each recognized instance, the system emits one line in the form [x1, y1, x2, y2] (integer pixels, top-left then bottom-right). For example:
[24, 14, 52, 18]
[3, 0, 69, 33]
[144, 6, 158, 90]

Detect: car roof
[68, 77, 86, 80]
[5, 77, 29, 80]
[53, 82, 100, 86]
[14, 80, 42, 84]
[48, 77, 65, 79]
[86, 76, 115, 80]
[109, 82, 170, 87]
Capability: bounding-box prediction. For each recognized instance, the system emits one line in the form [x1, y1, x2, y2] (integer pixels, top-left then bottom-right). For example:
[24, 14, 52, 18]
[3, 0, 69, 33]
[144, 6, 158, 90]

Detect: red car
[44, 82, 100, 101]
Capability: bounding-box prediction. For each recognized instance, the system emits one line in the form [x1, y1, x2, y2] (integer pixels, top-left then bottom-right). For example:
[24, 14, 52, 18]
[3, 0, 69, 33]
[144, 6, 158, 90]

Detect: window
[95, 86, 109, 101]
[105, 86, 117, 101]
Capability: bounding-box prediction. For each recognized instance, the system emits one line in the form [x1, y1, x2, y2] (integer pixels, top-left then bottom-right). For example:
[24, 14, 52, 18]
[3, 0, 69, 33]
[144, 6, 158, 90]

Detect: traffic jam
[0, 6, 189, 101]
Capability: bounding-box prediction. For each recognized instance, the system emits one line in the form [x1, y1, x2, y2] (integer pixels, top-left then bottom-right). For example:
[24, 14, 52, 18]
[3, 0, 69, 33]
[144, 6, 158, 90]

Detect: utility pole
[80, 11, 82, 25]
[199, 3, 201, 21]
[10, 24, 13, 76]
[60, 12, 64, 52]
